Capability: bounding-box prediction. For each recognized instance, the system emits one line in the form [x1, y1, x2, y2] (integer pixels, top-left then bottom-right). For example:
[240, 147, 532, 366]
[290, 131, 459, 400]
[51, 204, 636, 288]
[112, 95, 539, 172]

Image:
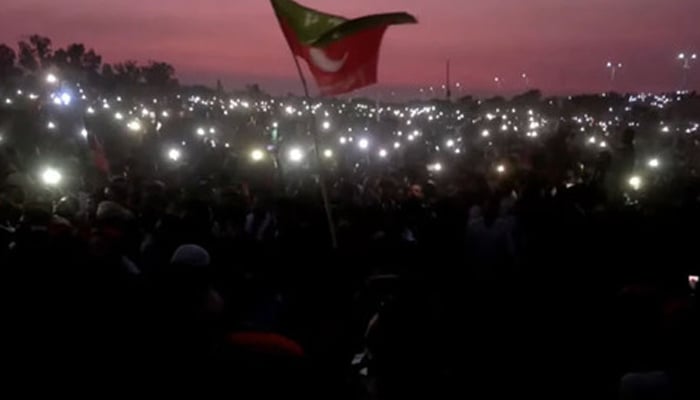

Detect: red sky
[2, 0, 699, 96]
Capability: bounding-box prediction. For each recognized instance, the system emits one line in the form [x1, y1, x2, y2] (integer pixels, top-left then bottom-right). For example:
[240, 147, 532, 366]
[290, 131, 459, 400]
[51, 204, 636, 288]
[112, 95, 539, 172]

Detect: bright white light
[394, 142, 401, 149]
[288, 147, 303, 162]
[168, 148, 181, 161]
[496, 164, 506, 174]
[47, 121, 56, 130]
[209, 127, 216, 134]
[114, 112, 123, 120]
[339, 136, 347, 145]
[41, 167, 62, 186]
[661, 126, 670, 133]
[428, 162, 443, 172]
[407, 135, 415, 141]
[323, 149, 333, 158]
[482, 130, 490, 137]
[86, 106, 95, 114]
[529, 122, 540, 130]
[81, 128, 88, 138]
[285, 106, 295, 115]
[378, 149, 387, 158]
[196, 127, 205, 136]
[648, 158, 659, 168]
[46, 74, 58, 84]
[250, 149, 265, 162]
[162, 111, 169, 118]
[599, 141, 607, 148]
[127, 120, 142, 131]
[588, 136, 596, 144]
[358, 138, 369, 150]
[225, 143, 230, 148]
[59, 92, 71, 105]
[501, 124, 508, 131]
[322, 121, 331, 130]
[628, 175, 642, 191]
[446, 139, 455, 148]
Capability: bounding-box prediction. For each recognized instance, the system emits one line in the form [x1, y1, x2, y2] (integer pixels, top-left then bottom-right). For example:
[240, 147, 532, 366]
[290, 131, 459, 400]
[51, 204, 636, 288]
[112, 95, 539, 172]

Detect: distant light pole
[678, 52, 697, 90]
[606, 61, 623, 83]
[494, 76, 502, 91]
[521, 73, 530, 89]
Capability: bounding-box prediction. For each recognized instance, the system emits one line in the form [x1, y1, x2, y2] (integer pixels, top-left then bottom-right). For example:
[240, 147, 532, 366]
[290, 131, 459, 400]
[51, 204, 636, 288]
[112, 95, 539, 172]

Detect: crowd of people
[1, 67, 699, 398]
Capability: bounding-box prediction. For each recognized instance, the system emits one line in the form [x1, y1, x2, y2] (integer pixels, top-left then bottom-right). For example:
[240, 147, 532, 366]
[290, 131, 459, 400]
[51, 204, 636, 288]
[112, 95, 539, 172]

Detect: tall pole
[678, 53, 697, 91]
[494, 76, 502, 91]
[521, 73, 530, 89]
[289, 54, 339, 249]
[606, 61, 622, 91]
[445, 60, 452, 101]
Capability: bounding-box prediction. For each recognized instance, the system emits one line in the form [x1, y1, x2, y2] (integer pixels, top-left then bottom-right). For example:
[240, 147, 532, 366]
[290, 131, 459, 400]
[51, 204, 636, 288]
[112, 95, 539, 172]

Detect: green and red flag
[271, 0, 416, 96]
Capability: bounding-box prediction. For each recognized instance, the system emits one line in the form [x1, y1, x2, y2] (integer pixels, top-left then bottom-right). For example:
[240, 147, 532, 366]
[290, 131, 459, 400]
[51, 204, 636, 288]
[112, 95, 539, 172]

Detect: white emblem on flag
[309, 48, 348, 73]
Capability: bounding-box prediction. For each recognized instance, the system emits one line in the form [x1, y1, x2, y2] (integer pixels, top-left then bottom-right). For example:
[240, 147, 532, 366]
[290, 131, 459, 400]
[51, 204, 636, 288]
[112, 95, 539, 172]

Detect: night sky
[2, 0, 699, 96]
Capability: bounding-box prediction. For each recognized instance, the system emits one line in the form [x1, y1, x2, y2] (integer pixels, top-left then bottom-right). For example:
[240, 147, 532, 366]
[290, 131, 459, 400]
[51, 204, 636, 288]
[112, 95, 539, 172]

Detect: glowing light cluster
[41, 167, 62, 186]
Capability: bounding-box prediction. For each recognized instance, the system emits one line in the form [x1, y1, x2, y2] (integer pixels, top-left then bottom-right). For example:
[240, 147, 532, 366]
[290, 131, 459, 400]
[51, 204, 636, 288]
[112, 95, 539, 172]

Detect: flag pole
[290, 54, 339, 249]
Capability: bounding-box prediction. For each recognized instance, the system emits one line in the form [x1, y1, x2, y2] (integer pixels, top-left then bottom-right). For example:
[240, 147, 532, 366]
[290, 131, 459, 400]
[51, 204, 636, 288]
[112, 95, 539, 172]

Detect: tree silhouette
[66, 43, 86, 69]
[82, 49, 102, 73]
[0, 44, 20, 81]
[17, 41, 38, 72]
[100, 63, 117, 91]
[0, 34, 181, 93]
[29, 35, 52, 65]
[511, 89, 542, 106]
[16, 35, 54, 73]
[142, 61, 177, 88]
[114, 60, 142, 86]
[48, 43, 103, 84]
[51, 48, 69, 68]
